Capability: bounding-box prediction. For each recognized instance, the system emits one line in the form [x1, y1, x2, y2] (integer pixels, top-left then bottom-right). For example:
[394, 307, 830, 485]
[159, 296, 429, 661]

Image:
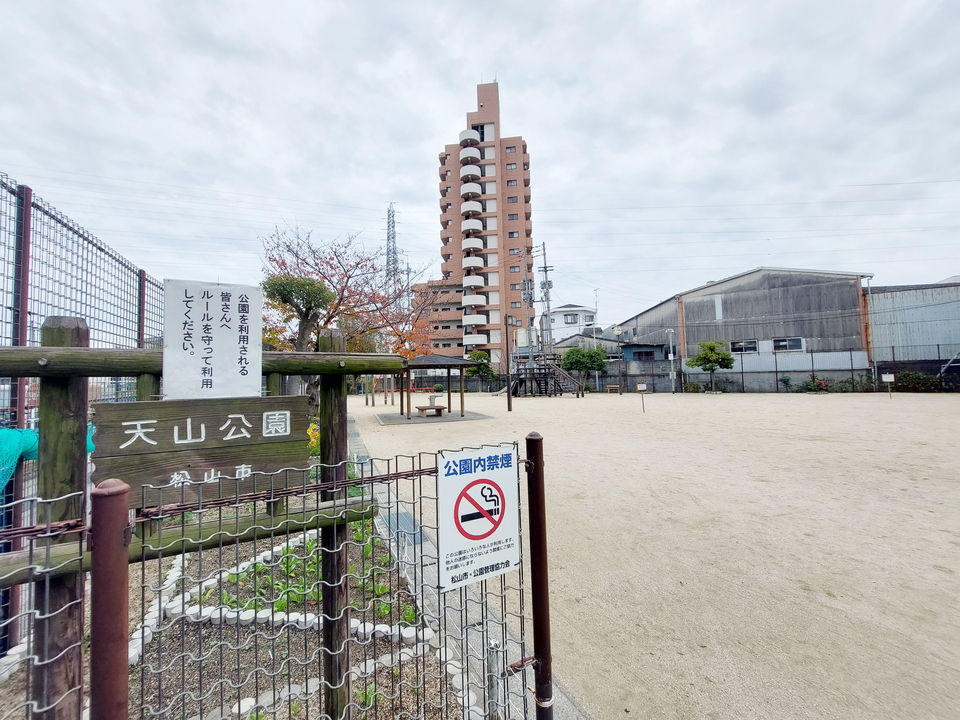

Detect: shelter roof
[407, 354, 483, 369]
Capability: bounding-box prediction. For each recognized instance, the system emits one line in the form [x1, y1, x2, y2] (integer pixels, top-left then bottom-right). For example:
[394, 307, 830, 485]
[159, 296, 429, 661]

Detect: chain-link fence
[0, 173, 163, 661]
[124, 448, 531, 720]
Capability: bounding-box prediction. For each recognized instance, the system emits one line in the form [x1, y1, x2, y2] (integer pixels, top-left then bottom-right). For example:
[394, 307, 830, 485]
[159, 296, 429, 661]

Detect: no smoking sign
[455, 479, 505, 540]
[437, 447, 521, 592]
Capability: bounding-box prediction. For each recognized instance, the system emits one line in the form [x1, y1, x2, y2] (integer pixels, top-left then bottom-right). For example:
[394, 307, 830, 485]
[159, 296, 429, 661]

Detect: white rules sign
[163, 279, 263, 399]
[437, 446, 521, 592]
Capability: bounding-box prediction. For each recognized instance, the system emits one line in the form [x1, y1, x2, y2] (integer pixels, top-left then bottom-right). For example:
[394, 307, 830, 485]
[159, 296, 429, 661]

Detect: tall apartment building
[414, 83, 534, 367]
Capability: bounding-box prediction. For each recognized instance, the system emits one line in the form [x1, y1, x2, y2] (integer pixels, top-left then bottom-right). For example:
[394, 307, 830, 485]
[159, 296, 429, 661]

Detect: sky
[2, 0, 958, 327]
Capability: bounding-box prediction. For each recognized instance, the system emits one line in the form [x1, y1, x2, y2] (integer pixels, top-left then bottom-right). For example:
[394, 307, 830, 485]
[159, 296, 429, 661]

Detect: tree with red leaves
[260, 226, 432, 357]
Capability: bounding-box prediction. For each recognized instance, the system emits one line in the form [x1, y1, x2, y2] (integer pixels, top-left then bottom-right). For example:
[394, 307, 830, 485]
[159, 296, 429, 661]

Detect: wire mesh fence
[122, 449, 530, 720]
[0, 490, 87, 720]
[0, 172, 164, 660]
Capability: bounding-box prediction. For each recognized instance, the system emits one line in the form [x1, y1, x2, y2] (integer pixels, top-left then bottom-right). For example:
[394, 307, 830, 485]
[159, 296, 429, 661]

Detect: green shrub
[683, 382, 703, 393]
[433, 383, 444, 392]
[893, 370, 939, 392]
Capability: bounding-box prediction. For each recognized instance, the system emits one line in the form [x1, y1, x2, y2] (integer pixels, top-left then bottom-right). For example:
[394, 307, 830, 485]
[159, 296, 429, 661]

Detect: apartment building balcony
[460, 182, 482, 199]
[461, 237, 483, 252]
[460, 147, 481, 165]
[459, 165, 481, 182]
[462, 333, 487, 346]
[460, 200, 483, 218]
[459, 129, 481, 147]
[462, 275, 485, 288]
[461, 218, 483, 236]
[462, 256, 484, 270]
[462, 313, 486, 326]
[462, 294, 486, 307]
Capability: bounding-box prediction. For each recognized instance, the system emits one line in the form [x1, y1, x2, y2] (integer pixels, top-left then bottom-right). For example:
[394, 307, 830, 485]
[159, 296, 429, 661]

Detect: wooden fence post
[34, 317, 89, 720]
[317, 330, 350, 719]
[265, 372, 287, 516]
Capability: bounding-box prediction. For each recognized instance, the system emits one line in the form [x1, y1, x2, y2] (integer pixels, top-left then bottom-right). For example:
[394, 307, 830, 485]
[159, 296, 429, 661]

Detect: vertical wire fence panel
[128, 451, 532, 720]
[0, 173, 164, 669]
[0, 491, 87, 720]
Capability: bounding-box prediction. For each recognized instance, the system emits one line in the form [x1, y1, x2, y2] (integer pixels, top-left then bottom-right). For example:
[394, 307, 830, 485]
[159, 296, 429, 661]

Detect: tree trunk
[710, 371, 716, 391]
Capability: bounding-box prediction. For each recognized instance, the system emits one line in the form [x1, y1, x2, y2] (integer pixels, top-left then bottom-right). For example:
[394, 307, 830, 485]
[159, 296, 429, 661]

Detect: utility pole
[666, 328, 676, 394]
[539, 242, 554, 362]
[593, 288, 600, 391]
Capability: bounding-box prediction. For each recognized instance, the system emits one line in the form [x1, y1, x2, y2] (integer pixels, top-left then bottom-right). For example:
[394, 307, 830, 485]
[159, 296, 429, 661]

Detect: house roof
[681, 266, 873, 296]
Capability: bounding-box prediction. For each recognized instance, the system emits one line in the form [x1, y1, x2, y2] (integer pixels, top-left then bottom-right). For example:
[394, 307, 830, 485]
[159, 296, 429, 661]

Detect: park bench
[415, 395, 447, 417]
[415, 405, 446, 418]
[606, 384, 620, 393]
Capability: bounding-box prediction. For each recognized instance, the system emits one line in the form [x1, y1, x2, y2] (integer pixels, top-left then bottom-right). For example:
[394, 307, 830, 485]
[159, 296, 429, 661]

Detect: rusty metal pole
[524, 432, 553, 720]
[90, 479, 130, 720]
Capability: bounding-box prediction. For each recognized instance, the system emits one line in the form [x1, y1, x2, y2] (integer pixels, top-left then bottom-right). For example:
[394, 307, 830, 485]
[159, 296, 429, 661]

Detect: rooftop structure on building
[412, 83, 534, 369]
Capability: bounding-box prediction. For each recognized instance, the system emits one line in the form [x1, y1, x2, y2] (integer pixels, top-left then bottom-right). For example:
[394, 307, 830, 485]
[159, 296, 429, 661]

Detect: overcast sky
[2, 1, 958, 326]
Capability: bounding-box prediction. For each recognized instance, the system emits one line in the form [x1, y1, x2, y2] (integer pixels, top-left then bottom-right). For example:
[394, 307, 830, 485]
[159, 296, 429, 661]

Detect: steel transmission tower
[385, 202, 399, 287]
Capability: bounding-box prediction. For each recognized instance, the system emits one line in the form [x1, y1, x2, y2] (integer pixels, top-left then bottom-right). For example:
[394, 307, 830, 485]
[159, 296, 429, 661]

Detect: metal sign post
[525, 432, 553, 720]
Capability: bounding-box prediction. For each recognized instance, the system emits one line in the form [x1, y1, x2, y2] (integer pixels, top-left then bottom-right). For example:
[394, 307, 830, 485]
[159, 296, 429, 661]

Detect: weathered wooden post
[266, 372, 283, 397]
[134, 373, 161, 536]
[317, 329, 350, 719]
[265, 372, 288, 516]
[34, 317, 88, 720]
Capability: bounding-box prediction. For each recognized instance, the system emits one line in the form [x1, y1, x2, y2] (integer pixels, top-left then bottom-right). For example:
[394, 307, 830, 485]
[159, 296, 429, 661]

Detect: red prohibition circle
[453, 478, 505, 541]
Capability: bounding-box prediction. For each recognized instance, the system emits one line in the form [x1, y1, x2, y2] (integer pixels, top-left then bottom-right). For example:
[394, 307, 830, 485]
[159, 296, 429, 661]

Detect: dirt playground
[349, 390, 959, 720]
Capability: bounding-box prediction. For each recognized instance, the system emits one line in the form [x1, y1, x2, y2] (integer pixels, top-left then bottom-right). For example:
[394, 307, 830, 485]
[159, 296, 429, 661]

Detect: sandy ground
[349, 391, 960, 720]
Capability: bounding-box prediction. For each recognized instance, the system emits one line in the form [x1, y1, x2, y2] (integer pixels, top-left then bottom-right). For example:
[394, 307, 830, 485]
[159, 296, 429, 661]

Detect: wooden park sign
[92, 396, 311, 508]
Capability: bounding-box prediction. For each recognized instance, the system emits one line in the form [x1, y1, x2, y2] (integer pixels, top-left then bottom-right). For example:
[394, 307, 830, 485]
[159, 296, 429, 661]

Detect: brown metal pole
[317, 330, 350, 719]
[446, 368, 452, 412]
[90, 479, 130, 720]
[459, 367, 465, 417]
[136, 269, 147, 348]
[10, 183, 33, 648]
[524, 432, 553, 720]
[505, 319, 513, 412]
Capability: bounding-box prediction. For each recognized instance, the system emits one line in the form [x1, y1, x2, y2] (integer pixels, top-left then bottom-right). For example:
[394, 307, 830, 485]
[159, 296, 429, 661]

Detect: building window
[773, 337, 803, 352]
[507, 196, 518, 203]
[510, 283, 522, 290]
[441, 325, 450, 330]
[507, 179, 517, 186]
[506, 163, 517, 169]
[564, 314, 578, 324]
[583, 315, 594, 323]
[511, 302, 522, 308]
[442, 343, 451, 348]
[509, 266, 520, 273]
[507, 231, 519, 238]
[730, 339, 758, 353]
[505, 146, 516, 153]
[509, 247, 520, 254]
[507, 213, 518, 220]
[635, 351, 655, 361]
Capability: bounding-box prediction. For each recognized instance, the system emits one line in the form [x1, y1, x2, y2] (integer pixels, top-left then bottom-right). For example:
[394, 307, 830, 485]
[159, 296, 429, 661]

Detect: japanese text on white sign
[163, 280, 263, 399]
[437, 446, 521, 592]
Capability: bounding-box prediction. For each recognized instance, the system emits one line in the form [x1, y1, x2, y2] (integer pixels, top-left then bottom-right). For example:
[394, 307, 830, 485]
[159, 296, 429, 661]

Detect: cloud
[1, 0, 957, 323]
